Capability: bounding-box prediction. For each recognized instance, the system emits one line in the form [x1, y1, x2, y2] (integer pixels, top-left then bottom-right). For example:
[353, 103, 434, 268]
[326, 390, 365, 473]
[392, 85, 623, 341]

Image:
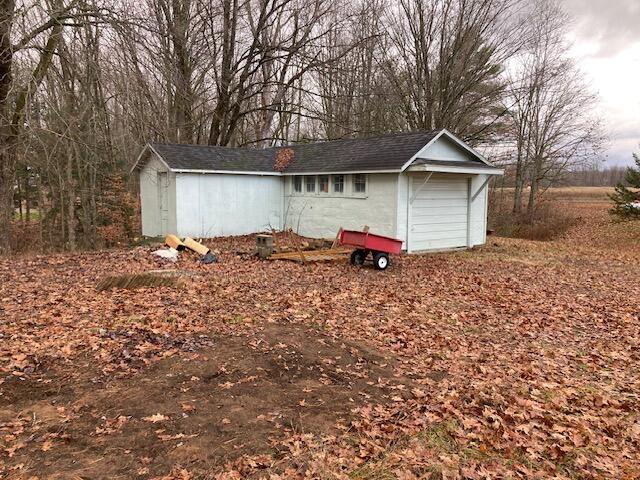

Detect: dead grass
[487, 186, 621, 241]
[489, 198, 579, 241]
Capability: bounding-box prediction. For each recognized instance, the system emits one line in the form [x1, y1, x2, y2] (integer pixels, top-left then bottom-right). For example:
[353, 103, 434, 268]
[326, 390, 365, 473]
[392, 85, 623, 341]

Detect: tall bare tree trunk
[66, 151, 76, 250]
[0, 0, 16, 255]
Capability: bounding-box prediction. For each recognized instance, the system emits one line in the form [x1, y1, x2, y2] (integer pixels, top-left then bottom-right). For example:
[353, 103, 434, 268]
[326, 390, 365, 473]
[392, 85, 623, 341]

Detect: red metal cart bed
[338, 229, 403, 270]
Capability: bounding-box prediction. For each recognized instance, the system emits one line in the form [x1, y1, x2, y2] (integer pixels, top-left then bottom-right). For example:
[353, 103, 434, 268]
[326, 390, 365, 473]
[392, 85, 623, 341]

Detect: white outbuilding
[132, 129, 503, 252]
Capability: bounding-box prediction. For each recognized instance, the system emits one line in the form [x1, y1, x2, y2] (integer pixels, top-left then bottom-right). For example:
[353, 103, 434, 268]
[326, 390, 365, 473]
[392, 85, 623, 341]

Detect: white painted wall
[140, 154, 177, 237]
[395, 173, 410, 246]
[283, 173, 398, 239]
[175, 173, 283, 237]
[469, 174, 489, 246]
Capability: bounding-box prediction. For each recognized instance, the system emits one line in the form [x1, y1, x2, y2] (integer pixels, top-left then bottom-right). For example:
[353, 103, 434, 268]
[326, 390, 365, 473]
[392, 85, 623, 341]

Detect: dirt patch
[0, 323, 411, 478]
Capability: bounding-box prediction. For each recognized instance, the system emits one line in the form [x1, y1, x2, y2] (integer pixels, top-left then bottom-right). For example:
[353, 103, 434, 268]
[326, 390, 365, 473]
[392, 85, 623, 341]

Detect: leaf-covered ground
[1, 202, 639, 479]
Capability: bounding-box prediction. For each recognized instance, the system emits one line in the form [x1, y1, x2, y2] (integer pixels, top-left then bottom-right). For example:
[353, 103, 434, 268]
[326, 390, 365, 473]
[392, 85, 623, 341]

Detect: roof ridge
[150, 141, 268, 152]
[275, 129, 442, 149]
[150, 130, 442, 151]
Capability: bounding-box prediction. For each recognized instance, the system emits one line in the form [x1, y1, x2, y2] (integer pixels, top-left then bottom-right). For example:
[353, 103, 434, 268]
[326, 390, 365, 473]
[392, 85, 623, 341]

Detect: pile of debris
[152, 235, 217, 264]
[257, 231, 351, 263]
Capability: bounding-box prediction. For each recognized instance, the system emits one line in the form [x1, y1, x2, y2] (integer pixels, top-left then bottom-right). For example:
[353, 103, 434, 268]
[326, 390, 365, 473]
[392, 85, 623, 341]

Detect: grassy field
[492, 186, 615, 203]
[1, 190, 639, 479]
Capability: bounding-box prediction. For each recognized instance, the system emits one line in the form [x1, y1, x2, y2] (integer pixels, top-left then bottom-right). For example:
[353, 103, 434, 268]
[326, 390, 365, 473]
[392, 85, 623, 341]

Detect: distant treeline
[562, 166, 628, 187]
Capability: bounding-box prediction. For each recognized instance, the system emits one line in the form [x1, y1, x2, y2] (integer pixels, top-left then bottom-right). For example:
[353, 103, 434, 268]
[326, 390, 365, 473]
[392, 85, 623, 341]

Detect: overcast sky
[564, 0, 640, 167]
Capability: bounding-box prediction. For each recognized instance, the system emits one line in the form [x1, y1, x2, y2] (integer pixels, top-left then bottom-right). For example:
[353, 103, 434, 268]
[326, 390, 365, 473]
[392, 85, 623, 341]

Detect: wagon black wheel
[373, 252, 389, 270]
[350, 249, 366, 265]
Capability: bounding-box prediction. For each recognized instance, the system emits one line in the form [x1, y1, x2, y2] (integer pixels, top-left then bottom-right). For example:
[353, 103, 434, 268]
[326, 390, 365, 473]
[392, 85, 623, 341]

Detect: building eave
[406, 164, 504, 175]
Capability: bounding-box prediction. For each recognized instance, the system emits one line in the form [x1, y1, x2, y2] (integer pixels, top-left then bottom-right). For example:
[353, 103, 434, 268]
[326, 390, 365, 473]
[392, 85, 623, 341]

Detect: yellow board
[165, 234, 186, 250]
[183, 237, 210, 256]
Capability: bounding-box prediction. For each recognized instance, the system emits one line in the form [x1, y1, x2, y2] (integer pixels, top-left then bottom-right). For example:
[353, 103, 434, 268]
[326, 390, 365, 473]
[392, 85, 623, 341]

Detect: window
[305, 175, 316, 193]
[332, 174, 344, 193]
[318, 175, 329, 193]
[293, 176, 302, 193]
[353, 174, 367, 193]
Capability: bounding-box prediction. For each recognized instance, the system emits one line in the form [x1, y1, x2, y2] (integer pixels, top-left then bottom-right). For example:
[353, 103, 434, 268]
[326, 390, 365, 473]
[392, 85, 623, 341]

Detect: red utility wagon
[338, 229, 403, 270]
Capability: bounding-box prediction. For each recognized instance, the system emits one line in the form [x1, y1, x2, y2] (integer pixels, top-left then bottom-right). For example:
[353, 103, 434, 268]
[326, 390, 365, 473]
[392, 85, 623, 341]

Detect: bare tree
[0, 0, 112, 254]
[383, 0, 525, 144]
[504, 0, 604, 217]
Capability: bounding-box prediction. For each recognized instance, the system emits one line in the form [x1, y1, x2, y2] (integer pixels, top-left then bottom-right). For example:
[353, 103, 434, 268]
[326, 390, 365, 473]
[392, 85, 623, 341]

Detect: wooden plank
[165, 234, 185, 250]
[183, 237, 210, 256]
[268, 248, 351, 262]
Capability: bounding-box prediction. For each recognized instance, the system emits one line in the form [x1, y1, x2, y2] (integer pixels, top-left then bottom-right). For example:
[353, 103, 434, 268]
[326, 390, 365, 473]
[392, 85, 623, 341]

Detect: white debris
[152, 247, 179, 262]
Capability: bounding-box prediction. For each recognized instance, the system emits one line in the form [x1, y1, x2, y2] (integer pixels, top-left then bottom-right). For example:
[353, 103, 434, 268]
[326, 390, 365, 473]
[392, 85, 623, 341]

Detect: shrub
[489, 197, 578, 241]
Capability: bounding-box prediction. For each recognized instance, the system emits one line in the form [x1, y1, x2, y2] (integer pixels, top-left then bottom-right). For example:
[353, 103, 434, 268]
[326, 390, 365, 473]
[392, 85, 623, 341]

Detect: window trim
[287, 173, 368, 198]
[353, 173, 367, 194]
[332, 174, 345, 194]
[318, 174, 329, 194]
[305, 175, 316, 193]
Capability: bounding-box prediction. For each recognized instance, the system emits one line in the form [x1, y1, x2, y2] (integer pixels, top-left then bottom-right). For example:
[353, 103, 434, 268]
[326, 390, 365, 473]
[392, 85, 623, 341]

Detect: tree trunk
[0, 159, 12, 252]
[526, 156, 542, 222]
[0, 0, 15, 254]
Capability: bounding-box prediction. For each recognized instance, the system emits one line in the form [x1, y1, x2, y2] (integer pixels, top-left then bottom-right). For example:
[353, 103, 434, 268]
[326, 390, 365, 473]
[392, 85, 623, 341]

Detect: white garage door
[409, 173, 469, 251]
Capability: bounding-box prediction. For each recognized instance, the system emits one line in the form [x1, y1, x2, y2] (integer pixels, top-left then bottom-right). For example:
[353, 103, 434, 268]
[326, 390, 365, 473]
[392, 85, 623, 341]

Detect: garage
[400, 156, 502, 252]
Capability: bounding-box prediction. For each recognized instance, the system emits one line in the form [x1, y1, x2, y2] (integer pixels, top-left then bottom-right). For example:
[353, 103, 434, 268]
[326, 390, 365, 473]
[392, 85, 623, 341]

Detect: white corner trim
[439, 128, 491, 165]
[130, 144, 174, 174]
[400, 130, 446, 172]
[407, 165, 504, 176]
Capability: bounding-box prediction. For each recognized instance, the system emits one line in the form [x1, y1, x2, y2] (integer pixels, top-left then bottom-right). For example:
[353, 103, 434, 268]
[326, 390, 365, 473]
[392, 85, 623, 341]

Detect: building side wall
[469, 174, 489, 246]
[396, 173, 410, 246]
[283, 173, 398, 239]
[175, 173, 283, 237]
[140, 154, 177, 237]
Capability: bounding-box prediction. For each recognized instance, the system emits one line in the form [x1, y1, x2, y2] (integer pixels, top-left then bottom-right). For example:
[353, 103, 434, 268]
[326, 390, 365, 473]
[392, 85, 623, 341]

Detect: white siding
[140, 154, 177, 237]
[411, 135, 472, 162]
[175, 173, 283, 237]
[396, 173, 410, 247]
[283, 173, 398, 239]
[469, 174, 489, 246]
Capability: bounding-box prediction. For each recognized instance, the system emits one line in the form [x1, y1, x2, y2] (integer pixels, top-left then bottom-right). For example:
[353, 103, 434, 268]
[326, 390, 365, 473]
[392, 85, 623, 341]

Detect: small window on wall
[333, 175, 344, 193]
[318, 175, 329, 193]
[293, 176, 302, 193]
[353, 174, 367, 193]
[305, 175, 316, 193]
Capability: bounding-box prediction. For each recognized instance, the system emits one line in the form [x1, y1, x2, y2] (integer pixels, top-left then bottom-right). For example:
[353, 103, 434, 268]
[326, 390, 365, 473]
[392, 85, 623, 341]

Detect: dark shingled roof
[149, 143, 275, 172]
[282, 131, 440, 173]
[147, 131, 446, 174]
